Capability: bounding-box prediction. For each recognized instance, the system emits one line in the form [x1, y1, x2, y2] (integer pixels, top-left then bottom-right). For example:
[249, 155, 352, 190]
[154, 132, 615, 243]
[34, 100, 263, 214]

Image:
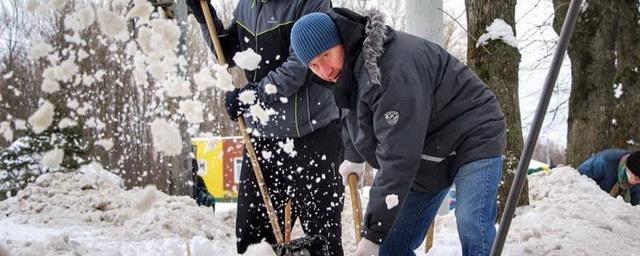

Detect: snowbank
[2, 166, 639, 255]
[0, 167, 235, 255]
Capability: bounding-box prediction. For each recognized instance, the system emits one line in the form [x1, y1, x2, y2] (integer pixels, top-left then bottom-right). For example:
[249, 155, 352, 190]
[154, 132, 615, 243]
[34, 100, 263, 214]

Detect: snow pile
[424, 167, 640, 255]
[477, 18, 518, 48]
[502, 167, 640, 255]
[0, 168, 235, 255]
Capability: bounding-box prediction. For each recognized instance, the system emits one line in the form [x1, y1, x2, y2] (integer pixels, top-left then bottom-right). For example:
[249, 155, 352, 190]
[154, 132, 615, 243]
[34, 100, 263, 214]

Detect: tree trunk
[554, 0, 640, 166]
[465, 0, 528, 221]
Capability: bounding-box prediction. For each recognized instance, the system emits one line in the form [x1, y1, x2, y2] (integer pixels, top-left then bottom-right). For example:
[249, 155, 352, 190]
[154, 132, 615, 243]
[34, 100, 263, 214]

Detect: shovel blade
[273, 235, 330, 256]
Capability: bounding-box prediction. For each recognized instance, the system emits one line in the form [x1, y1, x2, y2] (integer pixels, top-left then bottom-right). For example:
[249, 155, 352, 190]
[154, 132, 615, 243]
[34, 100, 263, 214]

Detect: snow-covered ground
[1, 166, 639, 255]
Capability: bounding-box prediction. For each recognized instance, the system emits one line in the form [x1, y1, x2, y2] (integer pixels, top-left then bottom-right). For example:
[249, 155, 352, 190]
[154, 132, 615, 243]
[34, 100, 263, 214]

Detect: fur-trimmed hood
[324, 8, 393, 109]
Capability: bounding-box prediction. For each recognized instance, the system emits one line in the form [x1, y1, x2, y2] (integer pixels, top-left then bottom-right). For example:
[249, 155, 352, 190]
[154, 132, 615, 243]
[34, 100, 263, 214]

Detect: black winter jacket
[326, 8, 506, 243]
[194, 0, 339, 138]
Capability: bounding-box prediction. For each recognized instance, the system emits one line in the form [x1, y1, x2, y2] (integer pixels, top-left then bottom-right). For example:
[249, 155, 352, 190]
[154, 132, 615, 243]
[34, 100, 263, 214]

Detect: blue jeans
[379, 156, 503, 256]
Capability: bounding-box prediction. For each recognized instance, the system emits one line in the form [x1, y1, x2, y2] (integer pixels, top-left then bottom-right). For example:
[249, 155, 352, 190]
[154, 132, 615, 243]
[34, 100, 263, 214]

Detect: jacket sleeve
[253, 0, 331, 104]
[342, 112, 365, 163]
[361, 72, 432, 243]
[577, 155, 604, 184]
[191, 1, 239, 66]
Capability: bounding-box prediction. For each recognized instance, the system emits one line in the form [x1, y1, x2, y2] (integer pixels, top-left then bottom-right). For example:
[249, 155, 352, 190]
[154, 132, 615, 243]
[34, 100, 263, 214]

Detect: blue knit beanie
[291, 12, 342, 66]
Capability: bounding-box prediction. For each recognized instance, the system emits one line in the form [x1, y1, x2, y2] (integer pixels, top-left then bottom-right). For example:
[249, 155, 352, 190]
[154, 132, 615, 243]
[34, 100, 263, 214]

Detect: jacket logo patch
[384, 111, 399, 126]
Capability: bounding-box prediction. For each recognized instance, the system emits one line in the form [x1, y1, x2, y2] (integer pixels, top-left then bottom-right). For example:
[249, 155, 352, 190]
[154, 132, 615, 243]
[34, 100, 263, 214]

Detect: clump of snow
[243, 240, 276, 256]
[41, 148, 65, 169]
[29, 42, 54, 60]
[58, 118, 77, 129]
[193, 67, 215, 91]
[233, 48, 262, 71]
[78, 161, 124, 189]
[164, 77, 192, 98]
[134, 185, 158, 213]
[261, 150, 273, 160]
[0, 121, 13, 142]
[28, 100, 55, 134]
[248, 104, 276, 126]
[213, 64, 235, 91]
[95, 138, 114, 151]
[76, 7, 95, 29]
[179, 100, 204, 123]
[280, 97, 288, 103]
[150, 119, 182, 156]
[41, 80, 60, 93]
[3, 71, 13, 79]
[477, 18, 518, 48]
[264, 84, 277, 94]
[278, 139, 297, 157]
[613, 83, 623, 99]
[97, 8, 127, 38]
[127, 0, 153, 19]
[385, 194, 399, 210]
[238, 89, 257, 105]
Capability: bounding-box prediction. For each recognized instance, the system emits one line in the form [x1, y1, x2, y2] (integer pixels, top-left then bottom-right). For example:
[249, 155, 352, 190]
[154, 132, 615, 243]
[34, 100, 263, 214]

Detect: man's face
[308, 45, 346, 83]
[627, 168, 640, 185]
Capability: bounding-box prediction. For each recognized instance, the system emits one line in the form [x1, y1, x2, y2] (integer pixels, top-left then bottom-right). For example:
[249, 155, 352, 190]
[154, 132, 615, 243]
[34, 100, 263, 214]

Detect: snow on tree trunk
[466, 0, 529, 219]
[554, 0, 640, 166]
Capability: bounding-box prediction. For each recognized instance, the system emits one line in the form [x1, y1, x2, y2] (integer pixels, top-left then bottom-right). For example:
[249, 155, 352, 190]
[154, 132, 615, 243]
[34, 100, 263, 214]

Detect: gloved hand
[185, 0, 217, 24]
[355, 238, 380, 256]
[339, 160, 365, 186]
[224, 83, 257, 121]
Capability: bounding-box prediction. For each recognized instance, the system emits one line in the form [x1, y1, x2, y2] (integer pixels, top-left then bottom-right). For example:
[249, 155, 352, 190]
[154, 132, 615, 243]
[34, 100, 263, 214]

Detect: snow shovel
[347, 173, 363, 243]
[198, 1, 329, 255]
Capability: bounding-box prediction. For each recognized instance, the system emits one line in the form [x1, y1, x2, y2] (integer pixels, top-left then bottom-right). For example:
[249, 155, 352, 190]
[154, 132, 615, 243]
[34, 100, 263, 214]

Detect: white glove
[339, 160, 365, 186]
[355, 238, 380, 256]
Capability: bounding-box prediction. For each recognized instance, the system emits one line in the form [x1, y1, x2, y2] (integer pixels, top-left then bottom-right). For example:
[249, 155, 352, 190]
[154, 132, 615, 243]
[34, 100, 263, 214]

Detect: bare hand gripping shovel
[198, 1, 329, 255]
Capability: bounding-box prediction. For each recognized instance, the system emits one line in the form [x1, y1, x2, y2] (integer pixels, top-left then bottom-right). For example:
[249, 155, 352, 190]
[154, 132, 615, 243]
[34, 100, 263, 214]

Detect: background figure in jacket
[186, 1, 344, 254]
[577, 149, 640, 205]
[191, 158, 215, 212]
[291, 9, 506, 256]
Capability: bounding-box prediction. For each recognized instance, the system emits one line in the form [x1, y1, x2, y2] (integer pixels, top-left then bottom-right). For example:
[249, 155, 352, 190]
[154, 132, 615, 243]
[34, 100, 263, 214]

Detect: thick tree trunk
[466, 0, 529, 221]
[554, 0, 640, 166]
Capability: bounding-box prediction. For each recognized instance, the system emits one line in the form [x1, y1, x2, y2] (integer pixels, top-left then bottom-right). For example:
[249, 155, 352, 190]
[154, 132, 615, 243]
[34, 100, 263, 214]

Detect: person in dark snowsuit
[291, 8, 506, 256]
[577, 149, 640, 205]
[186, 0, 344, 254]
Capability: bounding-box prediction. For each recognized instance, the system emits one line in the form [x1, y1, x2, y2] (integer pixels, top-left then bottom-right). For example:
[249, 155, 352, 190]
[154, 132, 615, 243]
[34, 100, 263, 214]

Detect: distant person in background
[577, 149, 640, 205]
[191, 158, 215, 212]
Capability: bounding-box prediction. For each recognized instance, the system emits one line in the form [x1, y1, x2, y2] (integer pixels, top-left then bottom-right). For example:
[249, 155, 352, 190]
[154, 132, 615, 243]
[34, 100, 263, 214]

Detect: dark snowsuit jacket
[324, 8, 506, 243]
[192, 0, 338, 138]
[577, 149, 640, 205]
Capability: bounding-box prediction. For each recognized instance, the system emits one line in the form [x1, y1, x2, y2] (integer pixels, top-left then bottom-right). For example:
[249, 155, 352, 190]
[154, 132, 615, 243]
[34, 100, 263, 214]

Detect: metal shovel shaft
[490, 0, 583, 255]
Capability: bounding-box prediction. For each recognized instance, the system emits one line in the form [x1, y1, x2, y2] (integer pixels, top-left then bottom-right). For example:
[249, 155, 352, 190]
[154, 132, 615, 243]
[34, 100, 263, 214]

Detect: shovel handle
[199, 0, 284, 245]
[348, 173, 363, 243]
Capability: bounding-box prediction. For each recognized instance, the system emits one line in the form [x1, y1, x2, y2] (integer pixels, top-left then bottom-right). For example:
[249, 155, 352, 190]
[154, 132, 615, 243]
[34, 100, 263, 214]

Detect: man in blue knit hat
[186, 1, 345, 254]
[291, 9, 506, 256]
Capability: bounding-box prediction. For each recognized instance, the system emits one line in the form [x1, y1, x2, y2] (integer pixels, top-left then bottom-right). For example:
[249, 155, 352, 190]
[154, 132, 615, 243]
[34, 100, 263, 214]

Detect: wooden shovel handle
[348, 173, 363, 242]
